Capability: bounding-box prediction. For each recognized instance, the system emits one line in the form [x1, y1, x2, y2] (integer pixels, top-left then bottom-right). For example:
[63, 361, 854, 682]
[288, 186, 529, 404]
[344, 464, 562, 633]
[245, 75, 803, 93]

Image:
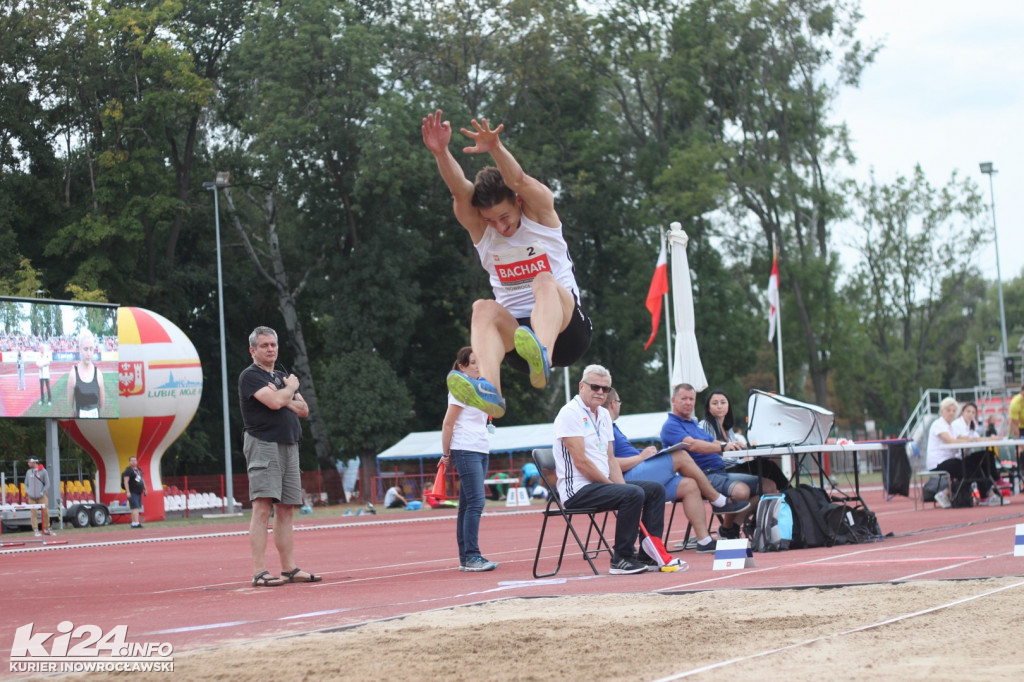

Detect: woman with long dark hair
[699, 389, 789, 538]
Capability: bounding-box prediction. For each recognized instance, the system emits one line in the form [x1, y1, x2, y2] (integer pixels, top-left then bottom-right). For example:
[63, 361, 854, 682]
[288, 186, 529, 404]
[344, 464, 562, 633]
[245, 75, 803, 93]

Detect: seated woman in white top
[926, 398, 998, 507]
[950, 402, 999, 500]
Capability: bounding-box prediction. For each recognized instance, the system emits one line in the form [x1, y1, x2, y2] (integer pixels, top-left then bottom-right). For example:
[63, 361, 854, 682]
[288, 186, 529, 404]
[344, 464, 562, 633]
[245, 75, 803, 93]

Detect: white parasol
[668, 223, 708, 391]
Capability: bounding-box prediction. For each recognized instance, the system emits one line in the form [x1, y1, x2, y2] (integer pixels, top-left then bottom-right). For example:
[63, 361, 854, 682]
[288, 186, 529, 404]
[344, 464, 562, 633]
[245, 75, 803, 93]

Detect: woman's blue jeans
[451, 449, 489, 562]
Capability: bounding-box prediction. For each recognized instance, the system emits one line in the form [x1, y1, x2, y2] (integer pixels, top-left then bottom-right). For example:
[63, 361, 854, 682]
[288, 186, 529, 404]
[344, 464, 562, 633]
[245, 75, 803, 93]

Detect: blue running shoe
[513, 326, 550, 389]
[446, 370, 506, 419]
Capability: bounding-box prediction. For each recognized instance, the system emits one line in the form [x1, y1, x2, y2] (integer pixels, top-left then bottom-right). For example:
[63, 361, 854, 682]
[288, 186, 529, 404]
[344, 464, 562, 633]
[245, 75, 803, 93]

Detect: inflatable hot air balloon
[62, 307, 203, 521]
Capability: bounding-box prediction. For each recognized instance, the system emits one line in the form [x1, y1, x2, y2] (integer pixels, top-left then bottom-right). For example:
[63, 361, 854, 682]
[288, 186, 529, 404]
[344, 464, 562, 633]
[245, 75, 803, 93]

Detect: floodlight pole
[979, 164, 1009, 357]
[979, 162, 1011, 432]
[203, 172, 233, 511]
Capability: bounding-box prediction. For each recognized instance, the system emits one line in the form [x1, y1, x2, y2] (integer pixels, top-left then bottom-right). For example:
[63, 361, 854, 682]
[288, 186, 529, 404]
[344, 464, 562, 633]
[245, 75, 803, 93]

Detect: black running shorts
[504, 301, 593, 374]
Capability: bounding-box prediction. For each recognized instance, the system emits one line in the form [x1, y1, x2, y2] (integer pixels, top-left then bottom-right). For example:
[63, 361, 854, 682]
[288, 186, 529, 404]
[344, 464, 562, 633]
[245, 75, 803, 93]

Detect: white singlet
[474, 214, 580, 319]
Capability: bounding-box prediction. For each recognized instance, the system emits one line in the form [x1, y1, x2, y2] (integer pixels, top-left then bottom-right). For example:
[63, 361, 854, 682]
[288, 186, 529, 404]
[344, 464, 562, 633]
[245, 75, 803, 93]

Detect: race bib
[492, 243, 551, 290]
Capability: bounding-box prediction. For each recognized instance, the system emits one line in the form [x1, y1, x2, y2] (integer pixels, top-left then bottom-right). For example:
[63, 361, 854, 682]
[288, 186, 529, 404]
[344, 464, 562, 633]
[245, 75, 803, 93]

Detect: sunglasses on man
[583, 382, 612, 393]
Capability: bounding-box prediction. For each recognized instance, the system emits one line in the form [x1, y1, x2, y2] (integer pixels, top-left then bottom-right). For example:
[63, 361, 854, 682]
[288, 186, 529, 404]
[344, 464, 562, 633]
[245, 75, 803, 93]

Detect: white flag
[767, 249, 779, 342]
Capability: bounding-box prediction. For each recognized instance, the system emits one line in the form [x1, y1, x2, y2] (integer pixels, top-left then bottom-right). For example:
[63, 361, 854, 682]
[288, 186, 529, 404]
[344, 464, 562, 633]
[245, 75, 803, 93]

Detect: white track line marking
[651, 578, 1024, 681]
[0, 510, 541, 555]
[656, 521, 1019, 591]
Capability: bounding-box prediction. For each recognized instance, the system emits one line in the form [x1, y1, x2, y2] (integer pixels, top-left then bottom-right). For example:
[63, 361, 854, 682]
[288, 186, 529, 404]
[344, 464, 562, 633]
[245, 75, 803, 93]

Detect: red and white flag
[643, 241, 669, 350]
[767, 248, 779, 342]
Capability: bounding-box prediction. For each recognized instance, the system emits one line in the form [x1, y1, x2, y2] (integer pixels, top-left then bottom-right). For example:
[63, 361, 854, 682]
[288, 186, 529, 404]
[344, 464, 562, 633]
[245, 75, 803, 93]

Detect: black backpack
[783, 485, 833, 549]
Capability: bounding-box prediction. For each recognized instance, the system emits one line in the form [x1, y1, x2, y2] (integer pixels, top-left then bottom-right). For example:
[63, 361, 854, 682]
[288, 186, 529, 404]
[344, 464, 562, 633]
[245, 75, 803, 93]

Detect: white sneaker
[934, 490, 952, 509]
[985, 493, 1003, 507]
[34, 531, 41, 537]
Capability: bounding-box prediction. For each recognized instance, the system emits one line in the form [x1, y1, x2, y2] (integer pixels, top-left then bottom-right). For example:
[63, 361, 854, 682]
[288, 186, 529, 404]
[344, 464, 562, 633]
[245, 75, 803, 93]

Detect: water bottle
[777, 498, 793, 550]
[970, 482, 980, 506]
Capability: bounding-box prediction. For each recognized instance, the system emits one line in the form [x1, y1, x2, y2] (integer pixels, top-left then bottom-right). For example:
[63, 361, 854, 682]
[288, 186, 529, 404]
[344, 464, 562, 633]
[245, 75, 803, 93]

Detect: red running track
[1, 485, 1022, 676]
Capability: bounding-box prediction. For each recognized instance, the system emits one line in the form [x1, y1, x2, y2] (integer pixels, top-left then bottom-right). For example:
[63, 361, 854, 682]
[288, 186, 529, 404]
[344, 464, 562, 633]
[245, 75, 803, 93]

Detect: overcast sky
[836, 0, 1024, 282]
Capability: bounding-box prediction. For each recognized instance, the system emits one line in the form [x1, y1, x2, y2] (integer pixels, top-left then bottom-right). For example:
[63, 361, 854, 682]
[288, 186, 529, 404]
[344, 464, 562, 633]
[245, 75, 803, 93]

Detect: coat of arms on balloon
[62, 307, 203, 521]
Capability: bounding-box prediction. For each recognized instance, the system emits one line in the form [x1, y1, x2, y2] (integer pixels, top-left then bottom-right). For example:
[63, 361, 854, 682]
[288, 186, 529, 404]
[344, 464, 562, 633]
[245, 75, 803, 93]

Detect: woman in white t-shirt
[440, 347, 497, 573]
[926, 398, 994, 507]
[949, 402, 999, 504]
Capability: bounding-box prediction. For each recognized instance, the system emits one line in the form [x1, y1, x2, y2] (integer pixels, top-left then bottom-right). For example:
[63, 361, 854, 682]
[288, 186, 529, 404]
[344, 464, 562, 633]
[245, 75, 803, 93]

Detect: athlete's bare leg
[528, 272, 575, 350]
[469, 299, 518, 395]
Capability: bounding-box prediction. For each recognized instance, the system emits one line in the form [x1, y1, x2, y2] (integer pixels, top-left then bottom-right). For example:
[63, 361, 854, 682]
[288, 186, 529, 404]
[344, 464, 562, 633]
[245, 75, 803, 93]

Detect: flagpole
[770, 248, 789, 477]
[662, 227, 673, 396]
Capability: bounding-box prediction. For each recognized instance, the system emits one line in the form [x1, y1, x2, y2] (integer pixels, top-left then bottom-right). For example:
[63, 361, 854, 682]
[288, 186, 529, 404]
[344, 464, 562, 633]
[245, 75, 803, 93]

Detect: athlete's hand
[460, 117, 504, 154]
[421, 109, 452, 154]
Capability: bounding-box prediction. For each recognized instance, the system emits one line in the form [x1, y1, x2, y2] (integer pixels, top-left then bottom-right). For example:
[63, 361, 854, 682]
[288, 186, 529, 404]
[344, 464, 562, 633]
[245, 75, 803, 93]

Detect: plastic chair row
[4, 480, 93, 495]
[163, 492, 238, 512]
[60, 480, 93, 494]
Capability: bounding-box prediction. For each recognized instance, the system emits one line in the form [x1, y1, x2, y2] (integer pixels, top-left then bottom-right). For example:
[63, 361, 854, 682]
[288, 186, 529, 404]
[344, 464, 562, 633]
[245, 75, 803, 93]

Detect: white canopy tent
[375, 411, 670, 466]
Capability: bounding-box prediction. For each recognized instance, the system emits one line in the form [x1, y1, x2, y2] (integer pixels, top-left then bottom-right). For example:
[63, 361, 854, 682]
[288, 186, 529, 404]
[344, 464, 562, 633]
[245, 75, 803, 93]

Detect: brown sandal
[282, 567, 322, 583]
[252, 570, 286, 587]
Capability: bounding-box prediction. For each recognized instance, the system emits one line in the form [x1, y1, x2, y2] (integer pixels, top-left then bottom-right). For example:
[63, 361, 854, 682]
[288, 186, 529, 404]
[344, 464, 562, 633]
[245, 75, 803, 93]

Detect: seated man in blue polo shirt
[660, 383, 760, 539]
[608, 387, 748, 554]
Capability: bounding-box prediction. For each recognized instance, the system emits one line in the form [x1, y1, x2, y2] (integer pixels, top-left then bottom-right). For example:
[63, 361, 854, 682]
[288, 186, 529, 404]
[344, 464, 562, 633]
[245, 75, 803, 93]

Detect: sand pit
[57, 576, 1024, 681]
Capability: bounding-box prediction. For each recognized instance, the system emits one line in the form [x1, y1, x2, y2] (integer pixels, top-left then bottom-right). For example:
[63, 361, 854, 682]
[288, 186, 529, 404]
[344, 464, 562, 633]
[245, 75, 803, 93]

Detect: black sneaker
[715, 499, 750, 515]
[695, 539, 718, 554]
[461, 556, 498, 572]
[718, 525, 741, 540]
[609, 554, 647, 575]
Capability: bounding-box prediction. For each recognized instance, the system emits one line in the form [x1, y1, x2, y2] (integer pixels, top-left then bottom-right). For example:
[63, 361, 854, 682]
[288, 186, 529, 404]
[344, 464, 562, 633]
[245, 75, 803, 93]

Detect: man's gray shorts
[243, 432, 301, 505]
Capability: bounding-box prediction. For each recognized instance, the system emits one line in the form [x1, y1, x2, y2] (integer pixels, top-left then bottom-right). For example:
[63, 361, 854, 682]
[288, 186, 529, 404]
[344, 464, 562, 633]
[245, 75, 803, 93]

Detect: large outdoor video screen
[0, 297, 119, 419]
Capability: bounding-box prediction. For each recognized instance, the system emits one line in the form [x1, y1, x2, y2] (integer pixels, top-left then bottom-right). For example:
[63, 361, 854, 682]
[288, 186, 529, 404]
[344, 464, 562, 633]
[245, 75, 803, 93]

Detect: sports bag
[822, 501, 884, 545]
[921, 473, 947, 502]
[751, 493, 793, 552]
[783, 484, 833, 549]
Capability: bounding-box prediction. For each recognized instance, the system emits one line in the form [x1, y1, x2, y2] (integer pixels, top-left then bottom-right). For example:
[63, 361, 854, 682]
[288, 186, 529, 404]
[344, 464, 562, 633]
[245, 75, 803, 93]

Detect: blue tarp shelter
[375, 411, 670, 478]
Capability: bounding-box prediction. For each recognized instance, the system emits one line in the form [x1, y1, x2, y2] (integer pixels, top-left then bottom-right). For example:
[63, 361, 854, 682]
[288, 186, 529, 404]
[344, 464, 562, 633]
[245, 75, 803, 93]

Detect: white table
[935, 438, 1022, 492]
[935, 438, 1023, 451]
[741, 441, 888, 500]
[658, 440, 890, 499]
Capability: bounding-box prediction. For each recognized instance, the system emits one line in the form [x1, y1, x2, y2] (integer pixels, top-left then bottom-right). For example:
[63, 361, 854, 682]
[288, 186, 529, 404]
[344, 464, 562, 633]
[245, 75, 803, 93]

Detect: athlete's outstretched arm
[422, 109, 481, 235]
[460, 117, 558, 227]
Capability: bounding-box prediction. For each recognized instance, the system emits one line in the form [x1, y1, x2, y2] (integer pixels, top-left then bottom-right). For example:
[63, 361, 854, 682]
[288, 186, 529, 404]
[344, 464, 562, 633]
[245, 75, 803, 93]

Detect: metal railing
[898, 386, 1013, 441]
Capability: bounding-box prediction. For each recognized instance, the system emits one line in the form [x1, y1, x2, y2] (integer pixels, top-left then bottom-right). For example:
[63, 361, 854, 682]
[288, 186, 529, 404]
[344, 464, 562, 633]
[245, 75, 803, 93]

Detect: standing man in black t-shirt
[238, 326, 321, 587]
[121, 456, 147, 528]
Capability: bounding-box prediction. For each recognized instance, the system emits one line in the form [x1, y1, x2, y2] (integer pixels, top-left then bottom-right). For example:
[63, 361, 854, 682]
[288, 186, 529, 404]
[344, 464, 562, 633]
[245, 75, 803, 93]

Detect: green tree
[670, 0, 878, 407]
[836, 167, 987, 425]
